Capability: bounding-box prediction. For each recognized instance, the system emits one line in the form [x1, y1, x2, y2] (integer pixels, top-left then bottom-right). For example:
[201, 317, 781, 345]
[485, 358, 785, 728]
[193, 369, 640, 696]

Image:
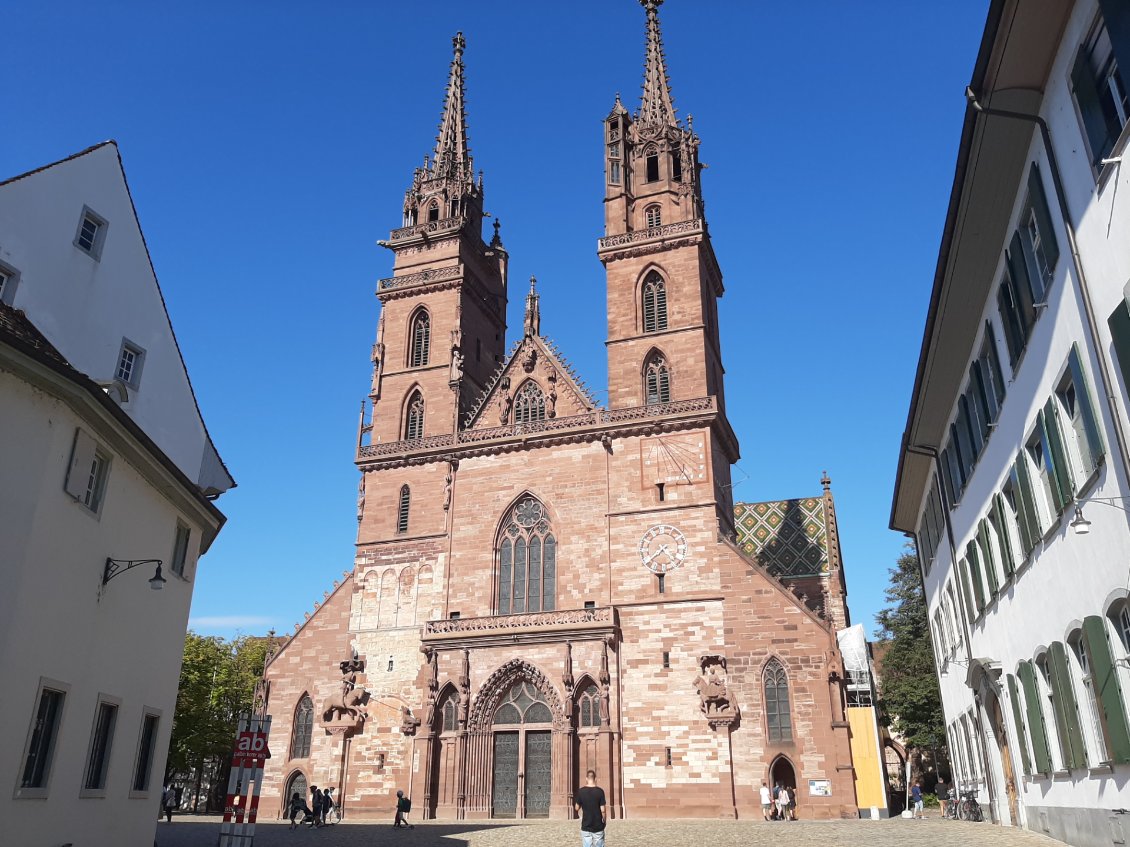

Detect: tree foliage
[167, 632, 272, 807]
[874, 545, 945, 748]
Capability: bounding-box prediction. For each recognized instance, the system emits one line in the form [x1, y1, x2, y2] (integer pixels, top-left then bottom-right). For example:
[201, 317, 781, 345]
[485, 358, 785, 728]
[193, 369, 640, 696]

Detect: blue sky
[6, 1, 989, 639]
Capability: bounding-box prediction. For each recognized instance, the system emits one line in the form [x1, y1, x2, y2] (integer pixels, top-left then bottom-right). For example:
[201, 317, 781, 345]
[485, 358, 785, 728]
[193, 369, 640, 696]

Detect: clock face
[639, 524, 688, 574]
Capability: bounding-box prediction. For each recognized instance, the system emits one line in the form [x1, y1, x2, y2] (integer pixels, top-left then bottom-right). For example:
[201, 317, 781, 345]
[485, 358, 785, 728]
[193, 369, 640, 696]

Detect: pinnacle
[431, 31, 472, 180]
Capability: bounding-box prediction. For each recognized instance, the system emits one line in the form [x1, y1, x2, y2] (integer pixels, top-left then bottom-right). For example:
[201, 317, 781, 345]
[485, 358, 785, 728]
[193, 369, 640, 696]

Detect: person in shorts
[574, 769, 607, 847]
[911, 781, 924, 819]
[759, 781, 772, 821]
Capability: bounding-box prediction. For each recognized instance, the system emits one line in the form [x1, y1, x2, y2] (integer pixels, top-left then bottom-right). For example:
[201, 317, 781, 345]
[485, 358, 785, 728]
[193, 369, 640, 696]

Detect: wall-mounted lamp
[103, 558, 166, 591]
[1070, 497, 1130, 535]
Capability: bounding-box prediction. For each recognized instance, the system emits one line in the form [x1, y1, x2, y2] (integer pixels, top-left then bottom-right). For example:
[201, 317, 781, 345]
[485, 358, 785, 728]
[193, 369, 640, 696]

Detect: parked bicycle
[956, 789, 984, 822]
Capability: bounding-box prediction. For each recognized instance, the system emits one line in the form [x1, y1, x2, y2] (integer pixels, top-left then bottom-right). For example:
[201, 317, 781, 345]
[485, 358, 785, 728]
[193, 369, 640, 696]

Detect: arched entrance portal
[284, 771, 307, 815]
[770, 756, 797, 818]
[491, 681, 553, 818]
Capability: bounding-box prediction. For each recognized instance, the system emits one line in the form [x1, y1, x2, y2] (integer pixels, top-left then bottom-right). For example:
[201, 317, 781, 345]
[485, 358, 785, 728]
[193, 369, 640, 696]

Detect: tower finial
[432, 31, 472, 180]
[637, 0, 677, 127]
[821, 471, 831, 491]
[524, 276, 541, 338]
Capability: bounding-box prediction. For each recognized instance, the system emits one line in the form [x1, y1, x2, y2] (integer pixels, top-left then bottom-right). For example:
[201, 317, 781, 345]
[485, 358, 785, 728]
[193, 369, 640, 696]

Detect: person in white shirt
[759, 781, 772, 821]
[776, 785, 791, 821]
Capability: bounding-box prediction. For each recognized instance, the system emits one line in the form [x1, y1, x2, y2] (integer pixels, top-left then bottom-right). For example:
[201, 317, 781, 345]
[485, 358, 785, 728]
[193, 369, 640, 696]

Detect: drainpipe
[965, 88, 1130, 501]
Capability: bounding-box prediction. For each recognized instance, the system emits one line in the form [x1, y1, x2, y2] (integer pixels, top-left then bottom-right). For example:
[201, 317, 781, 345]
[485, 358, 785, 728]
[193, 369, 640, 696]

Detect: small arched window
[1068, 631, 1110, 763]
[404, 391, 425, 440]
[514, 381, 546, 424]
[645, 353, 671, 405]
[290, 695, 314, 759]
[408, 311, 430, 368]
[642, 272, 668, 333]
[497, 495, 556, 614]
[764, 659, 792, 742]
[397, 485, 410, 534]
[645, 205, 662, 229]
[428, 199, 440, 223]
[577, 683, 600, 728]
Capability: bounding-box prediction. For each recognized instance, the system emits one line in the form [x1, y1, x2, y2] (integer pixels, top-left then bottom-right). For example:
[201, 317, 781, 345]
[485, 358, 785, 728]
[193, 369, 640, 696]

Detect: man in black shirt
[574, 769, 607, 847]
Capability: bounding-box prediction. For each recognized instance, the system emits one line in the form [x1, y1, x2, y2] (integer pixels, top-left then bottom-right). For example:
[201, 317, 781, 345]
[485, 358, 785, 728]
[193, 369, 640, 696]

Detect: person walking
[574, 769, 607, 847]
[161, 784, 176, 823]
[759, 781, 772, 821]
[776, 784, 790, 821]
[394, 789, 413, 828]
[911, 781, 924, 820]
[310, 786, 323, 827]
[323, 787, 337, 824]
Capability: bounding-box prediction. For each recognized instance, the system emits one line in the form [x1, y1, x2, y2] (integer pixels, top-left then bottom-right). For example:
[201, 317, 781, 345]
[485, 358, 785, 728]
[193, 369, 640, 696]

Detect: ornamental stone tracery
[468, 658, 566, 731]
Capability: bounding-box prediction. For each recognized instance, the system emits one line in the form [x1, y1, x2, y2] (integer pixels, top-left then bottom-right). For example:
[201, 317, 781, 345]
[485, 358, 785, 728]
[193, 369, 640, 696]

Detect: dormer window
[428, 200, 440, 223]
[645, 205, 662, 229]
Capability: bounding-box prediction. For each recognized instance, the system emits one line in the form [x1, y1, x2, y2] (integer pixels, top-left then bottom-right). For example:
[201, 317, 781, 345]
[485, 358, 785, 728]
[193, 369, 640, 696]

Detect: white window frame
[115, 338, 146, 389]
[1024, 428, 1054, 532]
[129, 709, 162, 798]
[74, 206, 108, 260]
[170, 522, 192, 578]
[16, 678, 70, 799]
[80, 694, 121, 797]
[0, 260, 20, 306]
[1035, 654, 1065, 772]
[1068, 631, 1110, 766]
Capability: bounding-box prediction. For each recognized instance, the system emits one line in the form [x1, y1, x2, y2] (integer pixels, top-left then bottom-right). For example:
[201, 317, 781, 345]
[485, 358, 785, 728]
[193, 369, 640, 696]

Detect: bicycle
[942, 789, 959, 820]
[957, 789, 984, 822]
[323, 805, 341, 826]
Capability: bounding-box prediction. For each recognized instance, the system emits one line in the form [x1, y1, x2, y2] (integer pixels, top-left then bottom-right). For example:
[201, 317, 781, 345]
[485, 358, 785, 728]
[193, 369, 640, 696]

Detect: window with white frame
[75, 207, 108, 259]
[1036, 654, 1065, 771]
[19, 683, 66, 795]
[1069, 631, 1111, 765]
[0, 262, 19, 305]
[65, 429, 110, 514]
[1024, 430, 1056, 530]
[82, 698, 119, 792]
[645, 204, 662, 229]
[171, 523, 191, 577]
[1055, 346, 1105, 487]
[115, 339, 145, 388]
[1072, 14, 1130, 170]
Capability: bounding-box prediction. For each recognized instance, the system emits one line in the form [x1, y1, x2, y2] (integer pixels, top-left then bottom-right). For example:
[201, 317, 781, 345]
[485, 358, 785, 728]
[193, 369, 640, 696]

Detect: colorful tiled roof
[734, 497, 829, 578]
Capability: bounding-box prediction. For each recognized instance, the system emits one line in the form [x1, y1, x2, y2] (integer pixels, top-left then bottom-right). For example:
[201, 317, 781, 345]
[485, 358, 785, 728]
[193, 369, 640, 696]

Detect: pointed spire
[608, 91, 629, 120]
[524, 276, 541, 337]
[433, 32, 472, 180]
[637, 0, 677, 127]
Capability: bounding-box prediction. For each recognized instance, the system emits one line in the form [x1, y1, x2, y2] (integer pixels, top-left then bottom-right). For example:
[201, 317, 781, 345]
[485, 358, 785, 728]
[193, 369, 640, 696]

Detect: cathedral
[261, 1, 859, 821]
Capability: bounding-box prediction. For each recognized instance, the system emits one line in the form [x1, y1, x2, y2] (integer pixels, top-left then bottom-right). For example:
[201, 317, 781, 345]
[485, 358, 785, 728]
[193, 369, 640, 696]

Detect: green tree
[874, 544, 945, 749]
[167, 632, 273, 811]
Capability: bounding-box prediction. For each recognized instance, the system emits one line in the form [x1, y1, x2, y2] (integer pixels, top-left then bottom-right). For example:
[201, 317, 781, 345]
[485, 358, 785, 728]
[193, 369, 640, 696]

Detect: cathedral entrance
[489, 681, 553, 818]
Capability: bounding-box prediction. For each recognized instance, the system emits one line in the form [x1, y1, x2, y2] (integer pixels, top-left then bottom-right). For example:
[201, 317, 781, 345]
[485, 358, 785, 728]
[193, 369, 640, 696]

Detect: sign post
[218, 712, 271, 847]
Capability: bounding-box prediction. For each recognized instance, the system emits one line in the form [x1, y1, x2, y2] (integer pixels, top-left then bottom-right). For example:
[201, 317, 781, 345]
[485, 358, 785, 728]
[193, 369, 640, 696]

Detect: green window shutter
[966, 543, 986, 613]
[958, 560, 976, 624]
[1069, 343, 1105, 475]
[1007, 673, 1033, 777]
[1014, 456, 1041, 553]
[1041, 402, 1075, 510]
[1027, 164, 1060, 273]
[1083, 615, 1130, 764]
[978, 520, 999, 595]
[1049, 642, 1088, 769]
[1072, 49, 1117, 167]
[992, 494, 1016, 575]
[1008, 231, 1038, 331]
[1018, 661, 1052, 773]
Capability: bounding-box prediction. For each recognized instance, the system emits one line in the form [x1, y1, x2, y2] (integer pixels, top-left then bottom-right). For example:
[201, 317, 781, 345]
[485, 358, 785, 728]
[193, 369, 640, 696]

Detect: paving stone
[154, 815, 1063, 847]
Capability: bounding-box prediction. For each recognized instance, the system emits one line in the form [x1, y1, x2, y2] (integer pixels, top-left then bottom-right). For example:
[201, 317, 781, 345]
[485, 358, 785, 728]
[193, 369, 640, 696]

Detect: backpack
[401, 797, 412, 813]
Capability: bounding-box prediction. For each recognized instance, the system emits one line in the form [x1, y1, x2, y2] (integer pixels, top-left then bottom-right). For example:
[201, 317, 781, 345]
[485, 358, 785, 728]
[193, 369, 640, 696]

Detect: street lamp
[102, 558, 166, 591]
[1069, 497, 1130, 535]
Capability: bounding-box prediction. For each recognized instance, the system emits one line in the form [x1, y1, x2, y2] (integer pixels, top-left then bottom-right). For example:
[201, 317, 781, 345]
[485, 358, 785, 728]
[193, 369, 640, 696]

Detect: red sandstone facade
[262, 1, 859, 821]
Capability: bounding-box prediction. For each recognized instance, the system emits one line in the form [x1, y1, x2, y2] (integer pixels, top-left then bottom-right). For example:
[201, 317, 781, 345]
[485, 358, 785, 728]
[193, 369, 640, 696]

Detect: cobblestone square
[154, 816, 1061, 847]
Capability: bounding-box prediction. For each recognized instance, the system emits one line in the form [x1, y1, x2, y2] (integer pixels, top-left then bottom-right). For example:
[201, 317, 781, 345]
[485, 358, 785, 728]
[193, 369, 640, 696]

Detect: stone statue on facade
[694, 655, 739, 728]
[400, 706, 421, 736]
[449, 348, 464, 384]
[322, 656, 368, 727]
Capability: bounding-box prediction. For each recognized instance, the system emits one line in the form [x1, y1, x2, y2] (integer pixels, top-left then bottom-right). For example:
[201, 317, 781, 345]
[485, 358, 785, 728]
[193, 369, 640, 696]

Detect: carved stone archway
[469, 659, 566, 731]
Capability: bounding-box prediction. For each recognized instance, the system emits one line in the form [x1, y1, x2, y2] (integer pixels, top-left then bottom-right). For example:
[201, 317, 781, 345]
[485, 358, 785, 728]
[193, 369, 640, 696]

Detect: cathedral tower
[599, 0, 737, 514]
[369, 33, 508, 444]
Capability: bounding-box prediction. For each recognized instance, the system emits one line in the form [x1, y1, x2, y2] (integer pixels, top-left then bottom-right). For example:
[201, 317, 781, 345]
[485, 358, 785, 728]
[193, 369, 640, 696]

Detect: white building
[891, 2, 1130, 845]
[0, 142, 233, 847]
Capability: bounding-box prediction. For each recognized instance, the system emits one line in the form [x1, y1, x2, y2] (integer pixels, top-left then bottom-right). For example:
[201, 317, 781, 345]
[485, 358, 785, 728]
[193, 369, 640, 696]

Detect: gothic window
[408, 310, 430, 367]
[397, 485, 410, 534]
[645, 205, 662, 229]
[671, 151, 683, 181]
[577, 683, 600, 729]
[609, 160, 621, 185]
[428, 200, 440, 223]
[514, 381, 546, 424]
[496, 496, 556, 615]
[642, 272, 668, 333]
[646, 152, 660, 182]
[764, 659, 793, 742]
[492, 681, 552, 725]
[450, 198, 461, 217]
[441, 692, 458, 734]
[404, 391, 425, 440]
[645, 353, 671, 405]
[290, 695, 314, 759]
